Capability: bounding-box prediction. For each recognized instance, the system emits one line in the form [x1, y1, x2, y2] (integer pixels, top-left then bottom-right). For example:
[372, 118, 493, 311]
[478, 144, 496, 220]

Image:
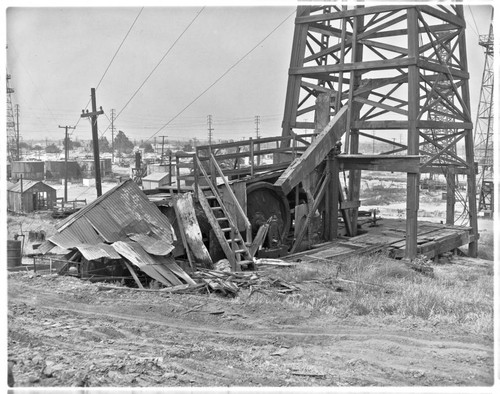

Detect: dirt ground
[6, 174, 495, 390]
[7, 261, 494, 389]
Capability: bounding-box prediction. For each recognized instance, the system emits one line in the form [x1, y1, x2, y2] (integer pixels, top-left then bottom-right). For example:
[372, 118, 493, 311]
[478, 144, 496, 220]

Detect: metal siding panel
[55, 180, 175, 247]
[84, 207, 124, 242]
[68, 218, 105, 244]
[129, 233, 175, 256]
[75, 243, 121, 261]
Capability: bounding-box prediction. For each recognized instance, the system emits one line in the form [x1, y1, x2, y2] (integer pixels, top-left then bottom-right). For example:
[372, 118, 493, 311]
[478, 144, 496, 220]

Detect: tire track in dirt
[9, 279, 494, 386]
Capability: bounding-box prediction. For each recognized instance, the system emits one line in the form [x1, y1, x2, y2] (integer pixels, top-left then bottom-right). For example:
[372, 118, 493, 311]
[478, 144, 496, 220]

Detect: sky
[4, 1, 496, 146]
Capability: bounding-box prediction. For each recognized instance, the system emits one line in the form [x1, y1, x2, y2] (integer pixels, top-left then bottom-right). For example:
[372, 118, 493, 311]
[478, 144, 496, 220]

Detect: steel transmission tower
[6, 73, 17, 161]
[474, 16, 494, 216]
[281, 5, 478, 256]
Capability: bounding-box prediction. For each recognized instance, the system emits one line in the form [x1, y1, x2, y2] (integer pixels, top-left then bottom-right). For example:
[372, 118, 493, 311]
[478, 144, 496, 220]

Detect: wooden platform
[286, 218, 475, 262]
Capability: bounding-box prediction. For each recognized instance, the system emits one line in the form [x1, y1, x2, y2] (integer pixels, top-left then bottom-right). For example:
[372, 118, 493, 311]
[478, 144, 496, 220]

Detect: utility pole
[110, 109, 116, 163]
[59, 125, 76, 203]
[81, 88, 104, 197]
[15, 104, 20, 161]
[207, 115, 213, 145]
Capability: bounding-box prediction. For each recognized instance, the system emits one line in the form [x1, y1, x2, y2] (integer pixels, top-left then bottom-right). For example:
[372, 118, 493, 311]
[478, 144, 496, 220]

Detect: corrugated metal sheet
[129, 233, 175, 256]
[112, 241, 183, 287]
[49, 230, 83, 250]
[67, 217, 105, 245]
[84, 208, 124, 242]
[56, 180, 175, 244]
[75, 243, 121, 261]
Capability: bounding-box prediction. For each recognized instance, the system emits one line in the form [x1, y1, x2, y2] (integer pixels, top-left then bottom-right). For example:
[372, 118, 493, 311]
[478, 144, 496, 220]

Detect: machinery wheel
[246, 182, 291, 242]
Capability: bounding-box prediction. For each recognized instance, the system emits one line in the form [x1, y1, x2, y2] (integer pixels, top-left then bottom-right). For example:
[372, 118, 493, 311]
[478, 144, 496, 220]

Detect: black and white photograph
[3, 0, 497, 392]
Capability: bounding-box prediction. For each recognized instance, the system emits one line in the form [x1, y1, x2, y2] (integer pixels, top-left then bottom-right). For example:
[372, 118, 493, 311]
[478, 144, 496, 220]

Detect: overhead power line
[71, 7, 144, 136]
[144, 9, 296, 143]
[100, 6, 205, 138]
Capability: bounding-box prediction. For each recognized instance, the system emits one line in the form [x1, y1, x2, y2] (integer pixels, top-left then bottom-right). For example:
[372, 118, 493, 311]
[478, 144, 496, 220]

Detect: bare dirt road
[7, 270, 493, 389]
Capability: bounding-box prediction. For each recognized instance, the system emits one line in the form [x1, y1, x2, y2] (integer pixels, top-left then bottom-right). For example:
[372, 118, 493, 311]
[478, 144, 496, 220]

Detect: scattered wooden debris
[190, 268, 299, 297]
[254, 258, 296, 267]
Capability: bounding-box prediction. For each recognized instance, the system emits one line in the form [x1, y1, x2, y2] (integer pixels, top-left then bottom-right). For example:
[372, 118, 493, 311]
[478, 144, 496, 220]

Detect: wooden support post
[446, 167, 456, 225]
[330, 154, 339, 240]
[406, 8, 420, 260]
[456, 6, 478, 257]
[315, 93, 331, 134]
[176, 155, 181, 191]
[208, 146, 217, 187]
[123, 259, 144, 289]
[346, 11, 364, 237]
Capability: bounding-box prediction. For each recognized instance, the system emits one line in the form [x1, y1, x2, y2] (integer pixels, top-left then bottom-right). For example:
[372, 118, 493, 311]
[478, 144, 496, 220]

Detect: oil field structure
[41, 4, 482, 274]
[143, 4, 480, 269]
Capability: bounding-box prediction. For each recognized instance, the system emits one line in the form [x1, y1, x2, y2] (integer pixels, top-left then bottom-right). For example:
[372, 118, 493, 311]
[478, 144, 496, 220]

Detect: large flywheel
[246, 182, 291, 242]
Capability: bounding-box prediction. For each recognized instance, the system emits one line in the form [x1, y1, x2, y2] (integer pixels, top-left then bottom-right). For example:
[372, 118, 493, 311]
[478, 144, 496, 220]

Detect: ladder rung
[228, 238, 242, 243]
[211, 207, 223, 211]
[206, 195, 217, 200]
[216, 217, 228, 221]
[221, 228, 232, 232]
[234, 249, 246, 254]
[237, 260, 253, 267]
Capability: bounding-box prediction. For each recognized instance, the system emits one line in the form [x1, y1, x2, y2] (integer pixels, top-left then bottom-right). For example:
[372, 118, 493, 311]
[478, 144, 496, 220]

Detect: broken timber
[274, 105, 348, 196]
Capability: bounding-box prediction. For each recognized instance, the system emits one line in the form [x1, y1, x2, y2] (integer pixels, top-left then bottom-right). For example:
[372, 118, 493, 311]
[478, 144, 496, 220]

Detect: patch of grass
[245, 253, 493, 338]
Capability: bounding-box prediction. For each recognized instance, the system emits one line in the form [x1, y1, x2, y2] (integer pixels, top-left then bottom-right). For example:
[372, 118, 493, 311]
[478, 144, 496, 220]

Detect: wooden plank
[173, 193, 213, 269]
[122, 259, 144, 289]
[249, 222, 269, 258]
[173, 197, 195, 270]
[419, 5, 466, 28]
[289, 57, 416, 76]
[295, 5, 408, 24]
[337, 155, 421, 173]
[275, 105, 348, 195]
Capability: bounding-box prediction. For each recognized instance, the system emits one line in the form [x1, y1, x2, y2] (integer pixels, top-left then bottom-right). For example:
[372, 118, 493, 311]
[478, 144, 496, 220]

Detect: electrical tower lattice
[474, 20, 494, 215]
[6, 74, 17, 161]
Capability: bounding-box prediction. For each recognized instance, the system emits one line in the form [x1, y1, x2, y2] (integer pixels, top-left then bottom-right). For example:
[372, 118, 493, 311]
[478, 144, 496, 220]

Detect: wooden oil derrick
[280, 5, 478, 258]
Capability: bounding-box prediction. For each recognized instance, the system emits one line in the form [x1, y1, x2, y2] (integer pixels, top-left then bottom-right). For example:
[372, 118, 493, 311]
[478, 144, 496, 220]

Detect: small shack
[142, 172, 171, 190]
[11, 161, 45, 181]
[45, 160, 82, 181]
[7, 180, 57, 213]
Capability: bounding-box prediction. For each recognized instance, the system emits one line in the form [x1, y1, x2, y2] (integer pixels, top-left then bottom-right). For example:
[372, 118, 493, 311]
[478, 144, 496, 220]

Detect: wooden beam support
[290, 57, 416, 76]
[405, 7, 419, 260]
[275, 105, 348, 196]
[337, 155, 420, 173]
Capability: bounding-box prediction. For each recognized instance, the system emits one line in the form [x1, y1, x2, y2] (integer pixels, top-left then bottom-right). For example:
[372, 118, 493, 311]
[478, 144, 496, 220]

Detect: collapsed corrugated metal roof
[43, 180, 175, 253]
[39, 180, 192, 288]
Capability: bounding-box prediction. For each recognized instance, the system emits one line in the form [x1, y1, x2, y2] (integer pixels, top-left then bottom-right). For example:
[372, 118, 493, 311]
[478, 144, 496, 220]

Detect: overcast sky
[5, 2, 495, 145]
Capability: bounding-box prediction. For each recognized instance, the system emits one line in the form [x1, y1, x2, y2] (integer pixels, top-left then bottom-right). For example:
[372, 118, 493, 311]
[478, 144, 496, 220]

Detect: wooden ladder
[195, 156, 254, 272]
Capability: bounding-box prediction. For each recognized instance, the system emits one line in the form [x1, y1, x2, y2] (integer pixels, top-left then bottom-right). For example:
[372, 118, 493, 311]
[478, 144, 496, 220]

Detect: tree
[33, 145, 43, 151]
[45, 143, 61, 154]
[19, 141, 31, 150]
[72, 140, 82, 148]
[114, 130, 134, 154]
[140, 142, 154, 153]
[99, 137, 111, 153]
